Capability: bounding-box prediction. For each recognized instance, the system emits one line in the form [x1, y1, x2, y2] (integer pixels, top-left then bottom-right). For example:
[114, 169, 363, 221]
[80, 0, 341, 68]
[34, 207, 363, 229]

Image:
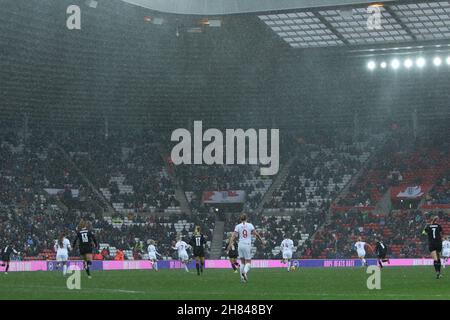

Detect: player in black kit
[422, 216, 443, 279]
[189, 226, 207, 275]
[375, 238, 389, 268]
[226, 236, 240, 273]
[1, 242, 19, 274]
[73, 220, 98, 278]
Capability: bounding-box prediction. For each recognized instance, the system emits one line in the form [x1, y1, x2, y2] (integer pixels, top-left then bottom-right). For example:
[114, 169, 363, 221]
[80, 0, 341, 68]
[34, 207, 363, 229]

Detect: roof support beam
[384, 5, 417, 41]
[312, 11, 350, 46]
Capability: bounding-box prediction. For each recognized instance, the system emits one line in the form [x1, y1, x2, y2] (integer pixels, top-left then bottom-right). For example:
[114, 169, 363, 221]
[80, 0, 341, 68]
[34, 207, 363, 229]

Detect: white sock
[362, 259, 366, 265]
[287, 260, 291, 271]
[184, 263, 189, 272]
[63, 264, 67, 275]
[239, 263, 245, 277]
[244, 263, 251, 274]
[154, 261, 158, 271]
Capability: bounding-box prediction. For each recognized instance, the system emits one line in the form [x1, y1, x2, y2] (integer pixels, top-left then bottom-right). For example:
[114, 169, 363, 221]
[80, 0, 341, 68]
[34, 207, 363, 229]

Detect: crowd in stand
[93, 212, 214, 259]
[0, 201, 214, 260]
[312, 209, 449, 259]
[0, 205, 82, 258]
[61, 130, 180, 213]
[426, 169, 450, 205]
[265, 140, 372, 210]
[175, 130, 310, 213]
[3, 126, 450, 263]
[0, 129, 200, 260]
[178, 165, 270, 213]
[223, 209, 326, 259]
[339, 133, 450, 208]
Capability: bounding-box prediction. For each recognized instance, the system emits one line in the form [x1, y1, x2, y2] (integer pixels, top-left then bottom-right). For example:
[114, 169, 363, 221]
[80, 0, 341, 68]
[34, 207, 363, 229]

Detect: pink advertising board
[387, 259, 435, 266]
[6, 261, 47, 272]
[2, 259, 443, 272]
[205, 260, 285, 268]
[102, 260, 153, 270]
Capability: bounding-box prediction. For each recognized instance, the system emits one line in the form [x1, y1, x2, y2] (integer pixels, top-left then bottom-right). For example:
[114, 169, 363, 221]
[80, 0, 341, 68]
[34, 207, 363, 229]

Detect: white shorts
[357, 250, 366, 258]
[148, 253, 157, 260]
[282, 251, 293, 260]
[179, 252, 189, 261]
[56, 254, 68, 262]
[443, 250, 450, 258]
[238, 244, 252, 260]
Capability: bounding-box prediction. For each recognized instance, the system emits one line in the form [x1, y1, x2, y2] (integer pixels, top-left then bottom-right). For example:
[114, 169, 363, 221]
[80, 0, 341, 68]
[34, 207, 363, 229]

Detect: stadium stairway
[174, 187, 192, 216]
[255, 157, 296, 214]
[210, 220, 225, 259]
[333, 139, 386, 207]
[38, 186, 68, 213]
[55, 144, 115, 215]
[374, 188, 392, 214]
[157, 145, 192, 215]
[309, 138, 387, 243]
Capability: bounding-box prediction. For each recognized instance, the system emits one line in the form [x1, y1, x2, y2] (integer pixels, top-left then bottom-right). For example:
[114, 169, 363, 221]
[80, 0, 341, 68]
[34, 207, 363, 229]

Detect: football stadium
[1, 0, 450, 302]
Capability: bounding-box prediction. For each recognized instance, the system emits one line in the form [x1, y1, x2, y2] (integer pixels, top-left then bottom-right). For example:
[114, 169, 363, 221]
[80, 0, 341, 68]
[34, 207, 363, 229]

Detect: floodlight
[433, 57, 442, 66]
[391, 59, 400, 70]
[416, 57, 426, 68]
[404, 59, 413, 69]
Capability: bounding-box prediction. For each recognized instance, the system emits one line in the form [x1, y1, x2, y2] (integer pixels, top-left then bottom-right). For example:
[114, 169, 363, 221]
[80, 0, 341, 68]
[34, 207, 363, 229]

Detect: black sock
[434, 260, 441, 273]
[231, 263, 237, 271]
[378, 260, 383, 268]
[196, 263, 200, 274]
[86, 261, 91, 276]
[200, 261, 204, 273]
[5, 263, 9, 272]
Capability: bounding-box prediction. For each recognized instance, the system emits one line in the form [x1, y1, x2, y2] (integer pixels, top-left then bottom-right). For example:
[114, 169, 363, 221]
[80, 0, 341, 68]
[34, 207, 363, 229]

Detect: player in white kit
[147, 240, 162, 272]
[442, 236, 450, 268]
[172, 236, 191, 272]
[227, 214, 265, 283]
[54, 233, 71, 276]
[354, 236, 371, 267]
[280, 235, 295, 272]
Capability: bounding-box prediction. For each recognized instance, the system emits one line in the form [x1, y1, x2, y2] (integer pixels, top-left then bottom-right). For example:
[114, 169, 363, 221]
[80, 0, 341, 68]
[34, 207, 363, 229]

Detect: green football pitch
[0, 267, 449, 300]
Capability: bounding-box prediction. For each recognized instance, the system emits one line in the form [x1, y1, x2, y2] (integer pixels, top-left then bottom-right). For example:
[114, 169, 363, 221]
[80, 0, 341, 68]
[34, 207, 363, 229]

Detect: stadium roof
[121, 0, 387, 15]
[1, 0, 450, 130]
[259, 1, 450, 49]
[123, 0, 450, 51]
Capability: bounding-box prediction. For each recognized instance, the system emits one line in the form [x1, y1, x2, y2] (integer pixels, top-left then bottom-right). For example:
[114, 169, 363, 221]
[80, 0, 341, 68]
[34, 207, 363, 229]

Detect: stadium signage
[170, 121, 279, 175]
[324, 260, 355, 267]
[202, 190, 246, 204]
[5, 259, 447, 273]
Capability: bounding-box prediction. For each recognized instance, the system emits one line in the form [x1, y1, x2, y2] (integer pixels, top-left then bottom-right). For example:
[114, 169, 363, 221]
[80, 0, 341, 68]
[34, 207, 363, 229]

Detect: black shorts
[1, 255, 10, 263]
[429, 242, 442, 253]
[228, 250, 238, 259]
[377, 253, 387, 259]
[193, 248, 205, 258]
[79, 245, 93, 255]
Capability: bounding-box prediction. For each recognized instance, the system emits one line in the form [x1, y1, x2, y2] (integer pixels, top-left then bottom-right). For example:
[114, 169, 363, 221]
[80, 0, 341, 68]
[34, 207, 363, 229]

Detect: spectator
[115, 249, 125, 261]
